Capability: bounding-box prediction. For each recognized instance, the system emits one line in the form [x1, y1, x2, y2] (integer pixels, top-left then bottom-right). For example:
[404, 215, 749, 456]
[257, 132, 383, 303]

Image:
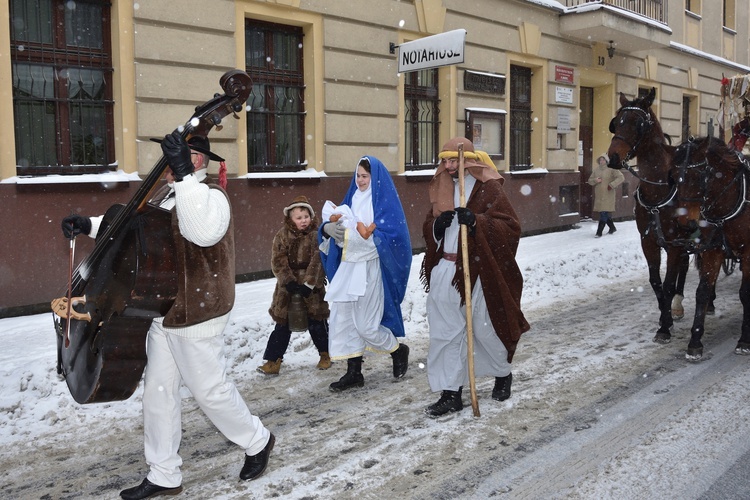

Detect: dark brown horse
[670, 136, 750, 360]
[606, 88, 693, 341]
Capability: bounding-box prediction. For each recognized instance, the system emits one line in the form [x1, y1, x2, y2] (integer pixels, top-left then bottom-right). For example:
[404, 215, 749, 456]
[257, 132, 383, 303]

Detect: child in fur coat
[257, 196, 331, 375]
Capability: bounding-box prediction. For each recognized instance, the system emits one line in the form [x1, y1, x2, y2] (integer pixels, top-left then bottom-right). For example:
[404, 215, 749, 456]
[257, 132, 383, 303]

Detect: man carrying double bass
[61, 132, 274, 499]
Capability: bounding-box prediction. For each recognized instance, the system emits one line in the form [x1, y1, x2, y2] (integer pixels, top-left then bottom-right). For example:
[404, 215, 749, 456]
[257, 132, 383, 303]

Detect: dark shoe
[606, 220, 617, 234]
[240, 433, 275, 481]
[120, 478, 182, 499]
[492, 373, 512, 401]
[329, 357, 364, 391]
[424, 388, 463, 418]
[390, 343, 409, 378]
[329, 370, 365, 391]
[595, 220, 606, 238]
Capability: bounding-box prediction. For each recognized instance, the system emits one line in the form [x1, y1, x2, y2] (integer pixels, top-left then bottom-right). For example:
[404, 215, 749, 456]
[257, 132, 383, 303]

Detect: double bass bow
[52, 69, 252, 404]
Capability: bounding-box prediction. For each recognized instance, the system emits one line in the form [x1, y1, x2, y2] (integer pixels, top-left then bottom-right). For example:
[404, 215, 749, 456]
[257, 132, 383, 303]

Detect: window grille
[509, 65, 532, 171]
[10, 0, 114, 175]
[245, 20, 305, 171]
[404, 68, 440, 170]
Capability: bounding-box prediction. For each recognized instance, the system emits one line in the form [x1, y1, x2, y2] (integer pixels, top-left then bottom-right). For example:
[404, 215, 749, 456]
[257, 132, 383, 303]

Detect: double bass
[52, 70, 252, 404]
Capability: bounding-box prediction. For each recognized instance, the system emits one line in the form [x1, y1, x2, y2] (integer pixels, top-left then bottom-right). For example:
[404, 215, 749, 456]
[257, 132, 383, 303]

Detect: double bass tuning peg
[209, 113, 223, 131]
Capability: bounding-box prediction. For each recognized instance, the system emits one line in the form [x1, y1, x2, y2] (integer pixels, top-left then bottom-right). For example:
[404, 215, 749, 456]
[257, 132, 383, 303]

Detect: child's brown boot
[316, 352, 332, 370]
[257, 359, 282, 375]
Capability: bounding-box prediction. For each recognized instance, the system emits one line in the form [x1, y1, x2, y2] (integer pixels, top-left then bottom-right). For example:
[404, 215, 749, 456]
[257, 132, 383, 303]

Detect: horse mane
[706, 136, 742, 170]
[680, 135, 743, 171]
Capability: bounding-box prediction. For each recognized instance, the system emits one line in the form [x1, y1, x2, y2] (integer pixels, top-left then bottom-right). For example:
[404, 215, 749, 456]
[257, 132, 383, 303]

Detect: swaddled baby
[321, 200, 376, 240]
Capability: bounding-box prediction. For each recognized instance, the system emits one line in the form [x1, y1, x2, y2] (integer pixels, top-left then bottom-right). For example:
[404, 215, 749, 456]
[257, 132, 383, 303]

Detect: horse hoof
[706, 308, 716, 316]
[671, 310, 684, 320]
[653, 334, 671, 344]
[735, 345, 750, 355]
[686, 347, 703, 360]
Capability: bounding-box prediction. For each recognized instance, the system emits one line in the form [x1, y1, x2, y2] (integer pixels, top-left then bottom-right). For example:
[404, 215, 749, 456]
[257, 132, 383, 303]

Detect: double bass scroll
[53, 69, 252, 404]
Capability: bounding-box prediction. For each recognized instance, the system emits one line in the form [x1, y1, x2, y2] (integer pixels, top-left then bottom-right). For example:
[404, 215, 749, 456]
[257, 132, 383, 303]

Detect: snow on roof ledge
[510, 167, 549, 175]
[242, 168, 327, 179]
[2, 169, 142, 185]
[402, 168, 437, 177]
[671, 42, 750, 73]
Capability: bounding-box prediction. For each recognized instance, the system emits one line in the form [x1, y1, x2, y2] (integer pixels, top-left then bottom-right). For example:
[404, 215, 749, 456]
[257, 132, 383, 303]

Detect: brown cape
[420, 177, 530, 362]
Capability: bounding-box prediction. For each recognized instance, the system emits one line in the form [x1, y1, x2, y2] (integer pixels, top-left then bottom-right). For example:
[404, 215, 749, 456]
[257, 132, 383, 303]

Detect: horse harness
[634, 184, 678, 249]
[673, 141, 750, 255]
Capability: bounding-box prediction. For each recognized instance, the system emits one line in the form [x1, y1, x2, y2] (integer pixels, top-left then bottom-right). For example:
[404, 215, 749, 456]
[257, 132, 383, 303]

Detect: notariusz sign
[397, 29, 467, 73]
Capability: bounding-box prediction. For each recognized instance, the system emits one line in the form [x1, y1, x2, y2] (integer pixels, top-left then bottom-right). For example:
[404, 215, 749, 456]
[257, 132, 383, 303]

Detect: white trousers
[143, 317, 270, 487]
[426, 258, 511, 392]
[328, 258, 398, 360]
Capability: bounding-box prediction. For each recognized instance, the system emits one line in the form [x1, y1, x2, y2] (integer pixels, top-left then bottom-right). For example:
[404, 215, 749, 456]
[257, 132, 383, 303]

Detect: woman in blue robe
[318, 156, 411, 391]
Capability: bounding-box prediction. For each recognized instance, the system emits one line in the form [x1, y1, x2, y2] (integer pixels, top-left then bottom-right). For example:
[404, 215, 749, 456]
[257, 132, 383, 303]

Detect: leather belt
[442, 252, 458, 262]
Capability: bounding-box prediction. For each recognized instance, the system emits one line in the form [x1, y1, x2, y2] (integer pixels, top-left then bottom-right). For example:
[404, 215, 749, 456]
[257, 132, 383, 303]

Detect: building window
[723, 0, 735, 30]
[509, 65, 532, 171]
[682, 96, 691, 141]
[10, 0, 114, 175]
[244, 19, 305, 171]
[404, 68, 440, 170]
[685, 0, 701, 15]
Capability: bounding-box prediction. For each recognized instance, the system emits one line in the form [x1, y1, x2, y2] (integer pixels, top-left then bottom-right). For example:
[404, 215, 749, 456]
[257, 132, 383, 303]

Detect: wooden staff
[458, 143, 480, 417]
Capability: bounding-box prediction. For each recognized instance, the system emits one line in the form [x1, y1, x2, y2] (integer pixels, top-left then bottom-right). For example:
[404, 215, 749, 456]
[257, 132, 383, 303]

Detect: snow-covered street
[2, 219, 749, 499]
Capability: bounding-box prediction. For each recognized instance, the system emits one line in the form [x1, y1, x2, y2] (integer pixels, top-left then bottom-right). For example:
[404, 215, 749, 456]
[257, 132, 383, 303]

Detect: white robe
[426, 174, 511, 392]
[322, 185, 398, 359]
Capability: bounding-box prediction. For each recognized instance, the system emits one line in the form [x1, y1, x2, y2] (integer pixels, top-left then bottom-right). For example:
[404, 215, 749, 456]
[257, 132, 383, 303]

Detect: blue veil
[318, 156, 412, 337]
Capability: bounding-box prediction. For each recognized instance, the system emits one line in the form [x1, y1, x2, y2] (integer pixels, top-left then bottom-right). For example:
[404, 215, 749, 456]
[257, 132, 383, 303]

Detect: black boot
[492, 373, 512, 401]
[390, 343, 409, 378]
[424, 387, 463, 417]
[329, 356, 364, 392]
[595, 220, 606, 238]
[606, 219, 617, 234]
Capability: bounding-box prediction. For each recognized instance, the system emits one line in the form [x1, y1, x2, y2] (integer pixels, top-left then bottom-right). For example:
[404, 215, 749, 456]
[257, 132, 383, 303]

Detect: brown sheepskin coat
[268, 216, 329, 324]
[162, 183, 235, 328]
[421, 177, 530, 362]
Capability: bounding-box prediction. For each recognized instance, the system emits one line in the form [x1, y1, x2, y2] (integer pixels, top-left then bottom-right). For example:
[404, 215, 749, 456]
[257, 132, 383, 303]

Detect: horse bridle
[670, 142, 749, 254]
[610, 106, 670, 187]
[610, 106, 654, 163]
[673, 138, 709, 203]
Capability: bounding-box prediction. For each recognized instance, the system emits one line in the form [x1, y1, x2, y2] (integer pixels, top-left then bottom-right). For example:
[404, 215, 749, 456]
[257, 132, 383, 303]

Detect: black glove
[285, 281, 300, 294]
[298, 284, 313, 298]
[433, 210, 455, 240]
[61, 214, 92, 239]
[161, 131, 194, 181]
[455, 207, 476, 235]
[323, 221, 345, 243]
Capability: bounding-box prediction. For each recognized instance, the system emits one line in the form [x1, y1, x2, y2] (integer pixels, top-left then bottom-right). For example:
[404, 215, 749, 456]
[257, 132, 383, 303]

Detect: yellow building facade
[1, 0, 749, 313]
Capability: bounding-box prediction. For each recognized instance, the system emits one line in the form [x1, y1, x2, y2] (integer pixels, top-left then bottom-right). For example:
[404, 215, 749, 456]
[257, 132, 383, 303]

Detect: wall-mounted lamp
[607, 41, 615, 59]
